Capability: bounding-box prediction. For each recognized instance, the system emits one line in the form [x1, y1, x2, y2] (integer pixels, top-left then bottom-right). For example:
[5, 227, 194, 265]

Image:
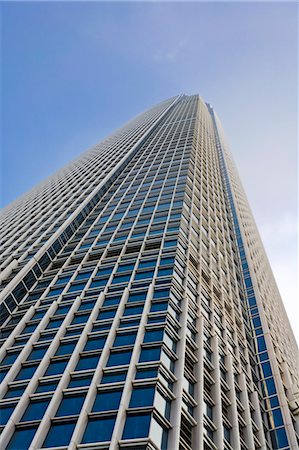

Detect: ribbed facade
[0, 94, 298, 450]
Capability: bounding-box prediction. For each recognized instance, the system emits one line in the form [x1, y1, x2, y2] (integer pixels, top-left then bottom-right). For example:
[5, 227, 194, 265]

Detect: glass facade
[0, 95, 298, 450]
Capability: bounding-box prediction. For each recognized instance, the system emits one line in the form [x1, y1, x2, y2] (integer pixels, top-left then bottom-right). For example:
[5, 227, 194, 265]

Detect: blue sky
[1, 1, 298, 341]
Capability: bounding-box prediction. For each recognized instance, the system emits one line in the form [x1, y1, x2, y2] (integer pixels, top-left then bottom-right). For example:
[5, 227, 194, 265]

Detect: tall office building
[0, 94, 298, 450]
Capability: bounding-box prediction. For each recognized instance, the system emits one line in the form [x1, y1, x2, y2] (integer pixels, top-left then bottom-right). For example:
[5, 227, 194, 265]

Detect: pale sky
[1, 1, 298, 343]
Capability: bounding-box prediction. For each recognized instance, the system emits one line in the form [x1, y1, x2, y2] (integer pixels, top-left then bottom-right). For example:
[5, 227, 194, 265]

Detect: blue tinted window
[84, 336, 106, 352]
[27, 346, 48, 361]
[82, 416, 116, 443]
[135, 270, 154, 280]
[46, 318, 64, 329]
[103, 296, 122, 307]
[56, 394, 85, 417]
[43, 421, 76, 448]
[139, 347, 161, 363]
[157, 268, 173, 277]
[135, 368, 158, 379]
[89, 279, 108, 289]
[68, 282, 86, 293]
[275, 427, 289, 447]
[7, 426, 38, 450]
[78, 300, 96, 311]
[75, 355, 100, 371]
[71, 313, 90, 325]
[127, 291, 147, 303]
[163, 240, 177, 248]
[122, 413, 151, 439]
[55, 275, 72, 285]
[95, 267, 113, 277]
[35, 381, 59, 393]
[48, 287, 64, 296]
[261, 361, 273, 378]
[119, 318, 140, 328]
[68, 375, 93, 388]
[101, 371, 127, 384]
[144, 329, 164, 343]
[130, 386, 155, 407]
[138, 260, 157, 269]
[4, 385, 26, 398]
[0, 404, 15, 425]
[160, 257, 175, 266]
[113, 333, 136, 347]
[107, 350, 132, 367]
[54, 304, 71, 315]
[117, 263, 135, 272]
[44, 359, 68, 376]
[112, 274, 131, 284]
[55, 341, 77, 356]
[150, 302, 168, 312]
[16, 364, 38, 381]
[21, 398, 50, 421]
[75, 271, 93, 281]
[265, 378, 276, 396]
[92, 390, 122, 411]
[272, 409, 284, 427]
[153, 289, 170, 299]
[1, 351, 20, 365]
[123, 305, 143, 316]
[97, 309, 116, 320]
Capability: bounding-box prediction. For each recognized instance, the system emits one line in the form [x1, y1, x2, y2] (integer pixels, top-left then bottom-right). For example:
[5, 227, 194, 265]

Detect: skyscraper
[0, 94, 298, 450]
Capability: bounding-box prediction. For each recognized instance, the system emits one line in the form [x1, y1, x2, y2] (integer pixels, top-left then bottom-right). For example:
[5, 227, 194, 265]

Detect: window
[107, 350, 132, 367]
[56, 394, 86, 417]
[4, 385, 27, 398]
[42, 421, 76, 448]
[117, 263, 135, 272]
[46, 318, 64, 329]
[21, 398, 50, 422]
[97, 309, 116, 320]
[113, 332, 136, 347]
[44, 359, 68, 376]
[68, 375, 93, 388]
[92, 389, 122, 411]
[127, 291, 147, 303]
[111, 274, 131, 284]
[35, 381, 59, 393]
[7, 426, 38, 450]
[160, 257, 175, 266]
[129, 386, 155, 407]
[123, 305, 143, 316]
[84, 336, 106, 352]
[82, 416, 116, 443]
[157, 268, 173, 277]
[55, 341, 77, 356]
[1, 351, 20, 365]
[144, 329, 164, 343]
[138, 260, 157, 269]
[101, 371, 127, 384]
[139, 346, 161, 363]
[122, 412, 151, 439]
[134, 270, 154, 280]
[15, 364, 38, 381]
[75, 354, 100, 371]
[0, 403, 15, 425]
[89, 278, 108, 290]
[135, 368, 158, 379]
[71, 313, 90, 325]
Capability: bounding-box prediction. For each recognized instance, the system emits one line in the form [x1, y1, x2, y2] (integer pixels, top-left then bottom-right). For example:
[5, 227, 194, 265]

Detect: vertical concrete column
[211, 334, 224, 450]
[192, 315, 204, 450]
[238, 373, 256, 450]
[226, 353, 241, 450]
